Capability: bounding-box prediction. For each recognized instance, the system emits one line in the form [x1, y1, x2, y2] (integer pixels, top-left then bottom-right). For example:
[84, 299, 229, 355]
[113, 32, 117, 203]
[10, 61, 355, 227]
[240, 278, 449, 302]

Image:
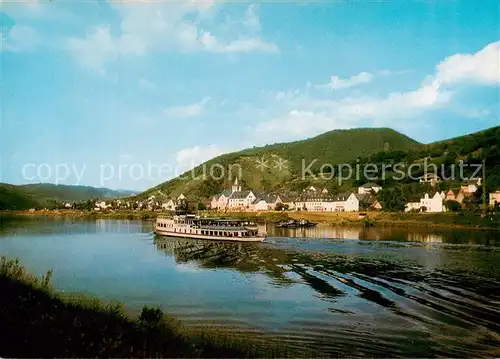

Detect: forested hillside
[137, 128, 422, 200]
[137, 126, 500, 202]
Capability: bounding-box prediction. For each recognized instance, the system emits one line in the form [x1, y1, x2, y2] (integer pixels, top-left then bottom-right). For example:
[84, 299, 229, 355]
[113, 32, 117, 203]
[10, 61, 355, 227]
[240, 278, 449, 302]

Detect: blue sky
[1, 0, 499, 191]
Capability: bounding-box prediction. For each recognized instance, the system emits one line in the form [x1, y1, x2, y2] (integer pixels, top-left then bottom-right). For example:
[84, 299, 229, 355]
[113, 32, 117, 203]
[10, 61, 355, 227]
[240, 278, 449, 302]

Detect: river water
[0, 218, 499, 357]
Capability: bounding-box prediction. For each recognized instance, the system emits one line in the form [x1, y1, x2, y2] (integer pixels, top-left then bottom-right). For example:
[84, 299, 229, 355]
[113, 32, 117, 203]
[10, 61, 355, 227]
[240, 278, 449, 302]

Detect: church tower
[231, 177, 242, 193]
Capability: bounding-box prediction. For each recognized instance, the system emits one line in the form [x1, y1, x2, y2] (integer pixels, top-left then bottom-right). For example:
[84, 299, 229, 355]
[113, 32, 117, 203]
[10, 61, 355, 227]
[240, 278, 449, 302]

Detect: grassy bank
[203, 210, 500, 230]
[0, 256, 294, 358]
[286, 211, 500, 230]
[1, 209, 159, 220]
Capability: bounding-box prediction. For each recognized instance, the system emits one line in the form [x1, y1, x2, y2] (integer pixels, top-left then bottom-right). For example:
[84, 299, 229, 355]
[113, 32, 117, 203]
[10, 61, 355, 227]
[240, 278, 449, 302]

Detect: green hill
[345, 126, 500, 193]
[138, 128, 423, 200]
[0, 184, 40, 211]
[0, 183, 138, 210]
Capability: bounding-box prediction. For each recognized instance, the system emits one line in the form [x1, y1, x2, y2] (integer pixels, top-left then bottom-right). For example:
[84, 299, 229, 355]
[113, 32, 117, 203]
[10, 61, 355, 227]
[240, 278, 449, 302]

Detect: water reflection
[153, 236, 500, 357]
[1, 218, 499, 357]
[269, 225, 500, 246]
[0, 217, 151, 236]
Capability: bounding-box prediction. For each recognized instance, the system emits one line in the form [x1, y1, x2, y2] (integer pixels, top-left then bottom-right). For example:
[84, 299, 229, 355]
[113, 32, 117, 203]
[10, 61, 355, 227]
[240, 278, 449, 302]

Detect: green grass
[0, 256, 300, 358]
[375, 212, 500, 229]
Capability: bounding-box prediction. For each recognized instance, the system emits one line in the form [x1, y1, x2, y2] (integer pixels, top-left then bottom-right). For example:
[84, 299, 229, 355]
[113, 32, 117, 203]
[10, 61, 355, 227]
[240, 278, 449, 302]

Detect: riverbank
[0, 256, 295, 358]
[2, 209, 499, 231]
[212, 211, 500, 231]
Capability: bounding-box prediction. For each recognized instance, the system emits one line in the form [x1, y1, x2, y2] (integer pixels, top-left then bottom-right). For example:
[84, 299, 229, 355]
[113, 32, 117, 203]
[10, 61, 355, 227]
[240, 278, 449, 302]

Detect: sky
[1, 0, 499, 191]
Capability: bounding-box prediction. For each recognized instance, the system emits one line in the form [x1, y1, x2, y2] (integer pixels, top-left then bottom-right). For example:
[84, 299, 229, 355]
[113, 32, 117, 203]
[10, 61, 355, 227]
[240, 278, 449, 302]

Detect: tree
[275, 203, 289, 211]
[176, 199, 188, 215]
[445, 200, 461, 212]
[197, 202, 207, 211]
[380, 187, 406, 212]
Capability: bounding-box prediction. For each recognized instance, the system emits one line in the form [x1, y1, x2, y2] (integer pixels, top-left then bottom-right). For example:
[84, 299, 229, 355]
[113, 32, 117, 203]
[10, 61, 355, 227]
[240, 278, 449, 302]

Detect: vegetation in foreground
[0, 257, 295, 358]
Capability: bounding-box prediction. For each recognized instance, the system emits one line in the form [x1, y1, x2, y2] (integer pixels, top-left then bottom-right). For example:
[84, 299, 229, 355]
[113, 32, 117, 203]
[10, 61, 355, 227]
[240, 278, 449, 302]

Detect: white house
[419, 173, 441, 187]
[405, 202, 422, 212]
[228, 191, 256, 209]
[211, 178, 256, 210]
[161, 199, 177, 211]
[461, 178, 482, 194]
[326, 193, 360, 212]
[251, 195, 281, 211]
[422, 192, 445, 212]
[94, 201, 111, 211]
[489, 191, 500, 207]
[178, 193, 186, 201]
[303, 186, 318, 193]
[405, 192, 444, 213]
[358, 183, 382, 195]
[296, 193, 359, 212]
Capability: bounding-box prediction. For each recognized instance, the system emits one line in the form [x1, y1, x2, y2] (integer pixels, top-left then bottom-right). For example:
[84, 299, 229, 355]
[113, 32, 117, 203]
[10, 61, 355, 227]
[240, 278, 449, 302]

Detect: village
[81, 175, 500, 214]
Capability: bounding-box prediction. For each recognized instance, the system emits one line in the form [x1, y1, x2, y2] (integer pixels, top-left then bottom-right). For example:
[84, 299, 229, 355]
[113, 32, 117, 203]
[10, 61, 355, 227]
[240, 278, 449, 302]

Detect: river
[0, 217, 499, 357]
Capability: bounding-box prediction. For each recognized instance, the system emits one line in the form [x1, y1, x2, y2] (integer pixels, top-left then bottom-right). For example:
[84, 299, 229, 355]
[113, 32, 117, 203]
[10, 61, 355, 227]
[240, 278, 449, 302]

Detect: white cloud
[67, 25, 146, 74]
[200, 32, 278, 54]
[138, 78, 158, 90]
[244, 4, 261, 33]
[254, 40, 500, 141]
[254, 80, 451, 141]
[175, 144, 225, 171]
[255, 110, 352, 139]
[435, 41, 500, 86]
[67, 2, 278, 72]
[317, 72, 374, 90]
[2, 25, 40, 52]
[163, 97, 210, 118]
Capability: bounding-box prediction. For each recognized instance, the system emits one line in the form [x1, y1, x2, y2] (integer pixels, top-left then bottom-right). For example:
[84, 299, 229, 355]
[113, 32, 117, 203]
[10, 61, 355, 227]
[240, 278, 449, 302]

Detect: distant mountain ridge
[0, 183, 139, 210]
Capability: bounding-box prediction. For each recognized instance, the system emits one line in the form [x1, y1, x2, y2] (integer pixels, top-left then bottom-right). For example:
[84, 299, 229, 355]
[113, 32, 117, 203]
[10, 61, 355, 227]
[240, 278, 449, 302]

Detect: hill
[0, 184, 40, 211]
[0, 183, 138, 210]
[137, 128, 423, 200]
[342, 126, 500, 195]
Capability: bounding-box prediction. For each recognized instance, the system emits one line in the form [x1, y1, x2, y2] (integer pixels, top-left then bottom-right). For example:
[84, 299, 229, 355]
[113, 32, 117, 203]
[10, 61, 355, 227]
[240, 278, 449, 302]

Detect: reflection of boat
[155, 215, 266, 242]
[276, 219, 317, 228]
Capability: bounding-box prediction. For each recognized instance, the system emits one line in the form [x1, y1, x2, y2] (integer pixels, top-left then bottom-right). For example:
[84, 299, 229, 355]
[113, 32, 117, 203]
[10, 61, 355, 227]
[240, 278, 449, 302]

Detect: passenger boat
[155, 214, 266, 242]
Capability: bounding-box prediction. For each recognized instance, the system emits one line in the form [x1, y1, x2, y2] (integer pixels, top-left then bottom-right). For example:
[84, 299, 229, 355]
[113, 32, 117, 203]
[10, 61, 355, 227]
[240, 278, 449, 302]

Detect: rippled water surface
[1, 218, 499, 357]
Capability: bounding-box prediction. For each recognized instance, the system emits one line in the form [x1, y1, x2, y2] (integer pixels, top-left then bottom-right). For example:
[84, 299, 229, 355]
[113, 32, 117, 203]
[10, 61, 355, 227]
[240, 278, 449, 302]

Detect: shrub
[445, 200, 461, 212]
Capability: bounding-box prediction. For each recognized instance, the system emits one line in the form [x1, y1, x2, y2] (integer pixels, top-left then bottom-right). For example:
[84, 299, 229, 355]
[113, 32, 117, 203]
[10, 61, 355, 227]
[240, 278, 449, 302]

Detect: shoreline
[1, 209, 499, 231]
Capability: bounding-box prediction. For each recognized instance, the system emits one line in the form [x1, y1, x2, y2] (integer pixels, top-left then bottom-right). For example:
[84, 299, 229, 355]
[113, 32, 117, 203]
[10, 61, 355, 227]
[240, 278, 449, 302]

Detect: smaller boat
[277, 219, 317, 228]
[298, 219, 317, 228]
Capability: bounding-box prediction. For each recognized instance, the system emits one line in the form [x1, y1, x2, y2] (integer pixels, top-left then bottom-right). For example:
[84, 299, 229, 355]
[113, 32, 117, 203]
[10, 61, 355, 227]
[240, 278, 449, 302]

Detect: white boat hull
[154, 228, 266, 242]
